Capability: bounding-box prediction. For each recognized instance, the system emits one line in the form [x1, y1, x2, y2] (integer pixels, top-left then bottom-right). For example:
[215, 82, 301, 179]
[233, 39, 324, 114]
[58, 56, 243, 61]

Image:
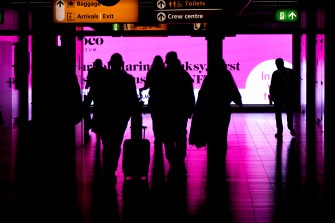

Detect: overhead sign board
[54, 0, 139, 23]
[275, 9, 299, 22]
[152, 0, 223, 23]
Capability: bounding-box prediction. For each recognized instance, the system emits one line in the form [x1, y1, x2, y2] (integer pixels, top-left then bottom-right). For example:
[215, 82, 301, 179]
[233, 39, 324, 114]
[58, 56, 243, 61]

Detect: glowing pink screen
[83, 35, 292, 105]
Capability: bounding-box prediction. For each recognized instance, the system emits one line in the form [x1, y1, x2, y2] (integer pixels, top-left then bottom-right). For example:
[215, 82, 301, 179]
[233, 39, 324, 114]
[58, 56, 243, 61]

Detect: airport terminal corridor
[1, 112, 331, 223]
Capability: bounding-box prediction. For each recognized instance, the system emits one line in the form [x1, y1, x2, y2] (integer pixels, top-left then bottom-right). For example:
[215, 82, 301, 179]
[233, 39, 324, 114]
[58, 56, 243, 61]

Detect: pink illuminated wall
[82, 35, 292, 105]
[300, 34, 307, 114]
[315, 34, 325, 129]
[223, 35, 292, 104]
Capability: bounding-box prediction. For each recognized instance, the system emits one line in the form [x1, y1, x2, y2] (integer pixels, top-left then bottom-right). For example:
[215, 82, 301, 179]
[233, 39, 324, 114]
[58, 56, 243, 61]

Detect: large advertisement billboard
[82, 34, 292, 105]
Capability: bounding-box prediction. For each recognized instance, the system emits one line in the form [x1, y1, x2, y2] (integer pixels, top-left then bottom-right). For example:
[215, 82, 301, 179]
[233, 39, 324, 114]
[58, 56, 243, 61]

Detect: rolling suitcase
[122, 93, 150, 179]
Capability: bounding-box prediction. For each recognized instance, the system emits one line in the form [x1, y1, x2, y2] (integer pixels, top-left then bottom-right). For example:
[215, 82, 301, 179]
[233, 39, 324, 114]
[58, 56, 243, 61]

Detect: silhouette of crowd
[83, 51, 302, 182]
[80, 52, 302, 180]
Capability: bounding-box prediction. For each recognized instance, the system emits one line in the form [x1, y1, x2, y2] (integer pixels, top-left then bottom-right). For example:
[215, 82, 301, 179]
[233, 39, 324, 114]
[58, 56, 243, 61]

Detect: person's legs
[163, 116, 188, 176]
[151, 112, 164, 150]
[162, 119, 176, 164]
[172, 116, 189, 175]
[101, 119, 128, 179]
[207, 142, 226, 175]
[206, 112, 231, 173]
[101, 134, 122, 177]
[83, 95, 92, 141]
[274, 102, 283, 138]
[285, 103, 296, 136]
[175, 116, 188, 160]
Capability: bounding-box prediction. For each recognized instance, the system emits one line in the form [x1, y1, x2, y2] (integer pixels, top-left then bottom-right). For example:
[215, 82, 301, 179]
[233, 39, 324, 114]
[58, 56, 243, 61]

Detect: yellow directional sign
[54, 0, 139, 23]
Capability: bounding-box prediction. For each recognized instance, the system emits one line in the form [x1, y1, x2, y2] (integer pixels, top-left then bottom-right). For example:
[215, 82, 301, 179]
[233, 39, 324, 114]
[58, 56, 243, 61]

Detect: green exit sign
[112, 23, 121, 31]
[0, 10, 4, 24]
[275, 9, 299, 22]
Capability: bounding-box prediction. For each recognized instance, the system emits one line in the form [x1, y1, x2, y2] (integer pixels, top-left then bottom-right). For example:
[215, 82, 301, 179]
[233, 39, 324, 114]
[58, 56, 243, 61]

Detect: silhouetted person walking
[189, 58, 242, 170]
[83, 58, 107, 140]
[269, 58, 298, 139]
[139, 55, 165, 151]
[28, 45, 83, 223]
[161, 51, 195, 175]
[93, 53, 139, 182]
[85, 59, 106, 95]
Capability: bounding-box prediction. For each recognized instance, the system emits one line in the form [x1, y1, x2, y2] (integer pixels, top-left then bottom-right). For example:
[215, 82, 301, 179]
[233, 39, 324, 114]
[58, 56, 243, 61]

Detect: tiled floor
[1, 112, 333, 223]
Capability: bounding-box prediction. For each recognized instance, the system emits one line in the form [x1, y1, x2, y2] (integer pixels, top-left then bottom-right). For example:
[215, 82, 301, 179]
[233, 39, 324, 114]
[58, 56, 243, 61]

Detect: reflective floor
[1, 112, 334, 223]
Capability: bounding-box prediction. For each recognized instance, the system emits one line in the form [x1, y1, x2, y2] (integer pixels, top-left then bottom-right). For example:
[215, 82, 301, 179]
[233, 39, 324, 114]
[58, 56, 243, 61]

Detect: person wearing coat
[189, 58, 242, 169]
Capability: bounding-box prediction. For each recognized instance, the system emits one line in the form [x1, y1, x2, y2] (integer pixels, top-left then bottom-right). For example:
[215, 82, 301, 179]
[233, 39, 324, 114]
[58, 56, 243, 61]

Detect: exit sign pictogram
[275, 9, 299, 22]
[0, 10, 4, 24]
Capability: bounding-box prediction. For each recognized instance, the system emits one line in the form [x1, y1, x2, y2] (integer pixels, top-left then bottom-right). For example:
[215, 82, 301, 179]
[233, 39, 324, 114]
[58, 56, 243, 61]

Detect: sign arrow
[288, 11, 297, 20]
[56, 0, 64, 8]
[55, 0, 65, 21]
[157, 12, 166, 22]
[157, 0, 166, 9]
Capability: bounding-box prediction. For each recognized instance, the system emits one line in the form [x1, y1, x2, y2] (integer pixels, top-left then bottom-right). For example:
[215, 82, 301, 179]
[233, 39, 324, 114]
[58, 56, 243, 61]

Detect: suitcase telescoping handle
[142, 126, 147, 138]
[130, 114, 147, 140]
[130, 90, 146, 140]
